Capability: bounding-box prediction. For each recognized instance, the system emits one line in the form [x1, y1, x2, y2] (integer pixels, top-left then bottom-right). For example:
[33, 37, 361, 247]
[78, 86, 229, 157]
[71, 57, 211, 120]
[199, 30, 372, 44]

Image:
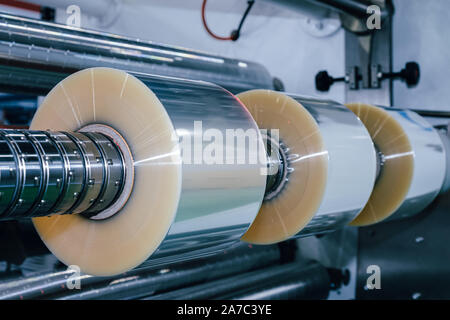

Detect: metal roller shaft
[0, 127, 284, 221]
[0, 129, 125, 220]
[0, 13, 274, 95]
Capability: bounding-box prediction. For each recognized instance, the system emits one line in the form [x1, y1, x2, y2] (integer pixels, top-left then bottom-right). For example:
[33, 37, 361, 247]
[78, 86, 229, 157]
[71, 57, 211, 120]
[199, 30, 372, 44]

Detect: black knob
[315, 71, 333, 92]
[382, 61, 420, 87]
[273, 77, 285, 92]
[315, 71, 345, 92]
[401, 61, 420, 87]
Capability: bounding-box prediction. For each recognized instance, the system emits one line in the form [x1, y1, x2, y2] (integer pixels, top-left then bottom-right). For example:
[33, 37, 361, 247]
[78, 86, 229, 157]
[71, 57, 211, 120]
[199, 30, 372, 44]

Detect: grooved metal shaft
[0, 129, 125, 220]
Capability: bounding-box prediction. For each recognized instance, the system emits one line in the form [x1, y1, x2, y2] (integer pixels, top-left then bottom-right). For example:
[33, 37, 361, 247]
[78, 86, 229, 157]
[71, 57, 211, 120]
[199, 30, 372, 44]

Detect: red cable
[0, 0, 40, 12]
[201, 0, 234, 41]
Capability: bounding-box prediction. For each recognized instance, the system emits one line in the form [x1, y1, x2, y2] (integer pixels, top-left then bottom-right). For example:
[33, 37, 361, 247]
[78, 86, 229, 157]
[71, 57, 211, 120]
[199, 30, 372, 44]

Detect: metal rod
[0, 13, 274, 95]
[0, 243, 282, 300]
[308, 0, 380, 18]
[261, 0, 389, 20]
[229, 264, 331, 300]
[144, 261, 329, 300]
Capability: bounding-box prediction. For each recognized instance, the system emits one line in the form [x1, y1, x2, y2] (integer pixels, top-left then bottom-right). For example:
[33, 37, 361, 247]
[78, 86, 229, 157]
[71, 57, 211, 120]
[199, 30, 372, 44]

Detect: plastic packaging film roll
[31, 67, 266, 276]
[236, 90, 376, 244]
[381, 107, 446, 221]
[346, 103, 446, 226]
[294, 96, 377, 236]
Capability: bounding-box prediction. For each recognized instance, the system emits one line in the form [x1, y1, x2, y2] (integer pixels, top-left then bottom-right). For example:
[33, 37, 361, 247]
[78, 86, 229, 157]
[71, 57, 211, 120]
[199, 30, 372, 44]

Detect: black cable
[231, 0, 255, 41]
[202, 0, 255, 41]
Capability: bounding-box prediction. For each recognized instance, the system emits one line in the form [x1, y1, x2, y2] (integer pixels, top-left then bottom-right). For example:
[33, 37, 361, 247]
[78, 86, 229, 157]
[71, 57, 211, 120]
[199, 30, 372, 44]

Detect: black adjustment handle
[315, 71, 346, 92]
[381, 61, 420, 87]
[315, 61, 420, 92]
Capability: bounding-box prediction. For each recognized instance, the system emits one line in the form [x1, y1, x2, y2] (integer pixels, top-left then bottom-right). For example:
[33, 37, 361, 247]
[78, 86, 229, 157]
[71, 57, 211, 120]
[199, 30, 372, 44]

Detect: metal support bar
[344, 7, 393, 105]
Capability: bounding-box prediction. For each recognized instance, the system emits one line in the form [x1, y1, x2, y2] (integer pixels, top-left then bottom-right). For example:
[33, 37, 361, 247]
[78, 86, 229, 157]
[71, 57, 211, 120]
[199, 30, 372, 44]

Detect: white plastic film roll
[384, 108, 446, 220]
[31, 68, 266, 276]
[295, 96, 376, 236]
[346, 103, 414, 226]
[237, 90, 376, 243]
[346, 103, 446, 225]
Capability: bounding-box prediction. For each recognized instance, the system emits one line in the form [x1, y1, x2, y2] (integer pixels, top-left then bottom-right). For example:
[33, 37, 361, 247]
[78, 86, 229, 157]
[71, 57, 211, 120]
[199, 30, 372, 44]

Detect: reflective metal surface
[261, 0, 387, 19]
[63, 132, 104, 214]
[261, 0, 390, 35]
[24, 131, 65, 215]
[0, 13, 273, 95]
[1, 131, 42, 218]
[263, 134, 288, 201]
[46, 132, 85, 215]
[146, 261, 329, 300]
[79, 132, 125, 215]
[0, 136, 18, 215]
[78, 124, 134, 221]
[290, 95, 376, 236]
[0, 243, 282, 300]
[136, 74, 267, 259]
[230, 262, 331, 300]
[0, 129, 125, 219]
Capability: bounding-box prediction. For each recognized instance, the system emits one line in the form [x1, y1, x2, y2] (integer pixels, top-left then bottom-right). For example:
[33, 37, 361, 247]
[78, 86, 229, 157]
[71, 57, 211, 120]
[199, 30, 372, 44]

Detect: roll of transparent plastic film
[31, 68, 266, 276]
[382, 107, 446, 221]
[346, 103, 413, 226]
[237, 90, 376, 244]
[346, 103, 446, 225]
